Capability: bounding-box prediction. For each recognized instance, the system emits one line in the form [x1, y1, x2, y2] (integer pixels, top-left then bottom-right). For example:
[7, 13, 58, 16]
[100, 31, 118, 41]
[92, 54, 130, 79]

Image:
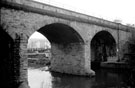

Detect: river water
[28, 66, 134, 88]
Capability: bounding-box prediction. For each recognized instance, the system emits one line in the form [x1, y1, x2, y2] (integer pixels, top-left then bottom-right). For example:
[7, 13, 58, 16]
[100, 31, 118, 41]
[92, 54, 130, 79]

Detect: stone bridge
[1, 0, 135, 88]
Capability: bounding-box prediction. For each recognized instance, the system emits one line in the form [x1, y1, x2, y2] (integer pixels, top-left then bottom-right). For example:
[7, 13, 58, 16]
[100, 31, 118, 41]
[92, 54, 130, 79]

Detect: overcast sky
[33, 0, 135, 25]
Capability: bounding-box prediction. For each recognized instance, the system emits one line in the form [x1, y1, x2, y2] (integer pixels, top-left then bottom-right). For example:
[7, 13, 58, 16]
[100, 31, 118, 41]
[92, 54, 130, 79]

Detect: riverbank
[100, 62, 131, 69]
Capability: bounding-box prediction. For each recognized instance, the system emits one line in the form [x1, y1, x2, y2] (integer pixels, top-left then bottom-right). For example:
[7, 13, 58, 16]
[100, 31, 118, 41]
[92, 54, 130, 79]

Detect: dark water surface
[28, 67, 134, 88]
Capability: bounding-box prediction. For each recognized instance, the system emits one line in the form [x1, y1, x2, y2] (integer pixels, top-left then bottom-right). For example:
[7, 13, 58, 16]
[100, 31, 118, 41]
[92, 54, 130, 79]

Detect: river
[28, 66, 134, 88]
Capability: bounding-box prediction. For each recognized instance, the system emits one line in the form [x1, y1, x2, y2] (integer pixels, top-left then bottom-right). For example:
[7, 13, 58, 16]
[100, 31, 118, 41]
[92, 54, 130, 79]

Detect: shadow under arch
[91, 30, 116, 68]
[37, 23, 84, 45]
[0, 26, 15, 88]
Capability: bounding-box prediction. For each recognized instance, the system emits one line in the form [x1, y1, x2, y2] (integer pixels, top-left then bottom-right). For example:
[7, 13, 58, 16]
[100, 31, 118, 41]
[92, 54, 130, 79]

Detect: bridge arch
[90, 30, 117, 66]
[28, 23, 86, 75]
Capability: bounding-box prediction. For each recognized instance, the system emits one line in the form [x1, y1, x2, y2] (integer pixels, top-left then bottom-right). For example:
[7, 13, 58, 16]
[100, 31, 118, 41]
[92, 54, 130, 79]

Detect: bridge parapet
[1, 0, 135, 32]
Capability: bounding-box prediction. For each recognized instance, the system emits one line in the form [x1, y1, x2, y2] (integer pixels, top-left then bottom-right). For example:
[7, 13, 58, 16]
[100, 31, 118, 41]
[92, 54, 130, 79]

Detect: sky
[29, 31, 46, 39]
[28, 31, 51, 48]
[33, 0, 135, 25]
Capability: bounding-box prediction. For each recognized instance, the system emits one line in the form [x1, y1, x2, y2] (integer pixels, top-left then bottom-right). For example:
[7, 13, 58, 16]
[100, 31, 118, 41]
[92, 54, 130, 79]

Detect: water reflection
[28, 67, 133, 88]
[28, 68, 52, 88]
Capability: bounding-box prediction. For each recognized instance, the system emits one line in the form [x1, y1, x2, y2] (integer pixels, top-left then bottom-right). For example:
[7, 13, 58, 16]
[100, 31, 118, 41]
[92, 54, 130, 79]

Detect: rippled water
[28, 67, 134, 88]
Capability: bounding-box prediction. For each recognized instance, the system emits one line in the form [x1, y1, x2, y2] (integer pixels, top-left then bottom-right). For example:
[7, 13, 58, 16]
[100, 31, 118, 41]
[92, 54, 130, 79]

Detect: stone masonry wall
[13, 34, 29, 88]
[50, 43, 92, 76]
[118, 30, 133, 60]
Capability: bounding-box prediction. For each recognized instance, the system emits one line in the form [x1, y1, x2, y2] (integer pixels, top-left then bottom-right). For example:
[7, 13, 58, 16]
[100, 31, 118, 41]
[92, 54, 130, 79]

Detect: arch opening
[27, 31, 51, 68]
[37, 23, 85, 72]
[27, 23, 85, 83]
[91, 31, 116, 68]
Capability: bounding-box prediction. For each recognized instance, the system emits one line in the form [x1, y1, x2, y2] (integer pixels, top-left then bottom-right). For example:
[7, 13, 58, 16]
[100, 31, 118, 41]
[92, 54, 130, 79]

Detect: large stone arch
[37, 23, 86, 74]
[90, 30, 117, 66]
[24, 22, 95, 88]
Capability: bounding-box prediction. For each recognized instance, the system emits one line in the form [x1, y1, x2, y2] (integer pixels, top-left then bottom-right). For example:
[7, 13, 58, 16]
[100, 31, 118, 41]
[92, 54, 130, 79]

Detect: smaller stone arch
[91, 30, 117, 65]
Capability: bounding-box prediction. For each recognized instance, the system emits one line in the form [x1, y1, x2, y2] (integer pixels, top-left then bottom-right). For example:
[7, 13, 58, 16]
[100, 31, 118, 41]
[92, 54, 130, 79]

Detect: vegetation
[27, 48, 51, 68]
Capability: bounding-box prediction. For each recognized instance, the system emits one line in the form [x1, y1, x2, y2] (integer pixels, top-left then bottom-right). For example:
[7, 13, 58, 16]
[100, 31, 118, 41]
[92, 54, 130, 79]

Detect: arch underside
[38, 23, 84, 44]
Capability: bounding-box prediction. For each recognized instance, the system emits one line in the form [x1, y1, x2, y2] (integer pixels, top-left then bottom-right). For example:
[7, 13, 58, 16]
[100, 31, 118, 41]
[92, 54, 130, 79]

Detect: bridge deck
[1, 0, 135, 32]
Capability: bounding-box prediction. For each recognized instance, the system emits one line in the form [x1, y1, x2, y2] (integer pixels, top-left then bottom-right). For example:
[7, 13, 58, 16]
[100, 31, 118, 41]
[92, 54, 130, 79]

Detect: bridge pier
[0, 30, 29, 88]
[19, 35, 30, 88]
[13, 34, 30, 88]
[50, 43, 95, 76]
[84, 42, 95, 76]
